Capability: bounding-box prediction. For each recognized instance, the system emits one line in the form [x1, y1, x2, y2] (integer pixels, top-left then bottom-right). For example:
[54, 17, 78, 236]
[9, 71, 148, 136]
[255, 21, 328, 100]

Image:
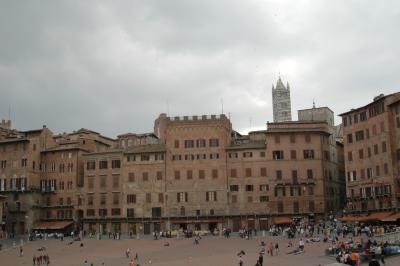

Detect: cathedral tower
[272, 77, 292, 122]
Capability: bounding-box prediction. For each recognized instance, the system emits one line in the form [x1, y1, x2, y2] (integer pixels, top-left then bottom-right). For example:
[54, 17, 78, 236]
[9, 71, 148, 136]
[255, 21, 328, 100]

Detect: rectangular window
[367, 168, 372, 179]
[276, 170, 282, 180]
[172, 154, 182, 160]
[209, 153, 219, 159]
[245, 185, 253, 191]
[382, 141, 387, 153]
[196, 139, 206, 147]
[290, 150, 297, 159]
[348, 151, 353, 161]
[184, 140, 194, 148]
[99, 160, 108, 169]
[259, 184, 269, 192]
[127, 155, 136, 162]
[113, 193, 119, 205]
[243, 152, 253, 158]
[230, 168, 237, 178]
[228, 152, 238, 158]
[88, 194, 93, 206]
[260, 196, 269, 202]
[100, 193, 107, 205]
[307, 169, 313, 179]
[142, 172, 148, 181]
[141, 154, 150, 161]
[260, 151, 266, 157]
[146, 193, 151, 203]
[355, 130, 364, 141]
[187, 170, 193, 179]
[308, 186, 314, 195]
[384, 163, 389, 175]
[361, 169, 365, 179]
[366, 129, 370, 139]
[347, 134, 353, 143]
[127, 194, 136, 204]
[158, 193, 164, 203]
[230, 185, 239, 192]
[360, 111, 367, 121]
[197, 153, 206, 160]
[303, 150, 314, 159]
[177, 192, 188, 203]
[212, 169, 218, 179]
[368, 147, 372, 157]
[376, 165, 380, 176]
[199, 170, 205, 179]
[111, 208, 121, 216]
[155, 153, 164, 160]
[245, 168, 252, 177]
[209, 138, 219, 147]
[156, 171, 163, 180]
[272, 150, 284, 160]
[111, 160, 120, 169]
[87, 160, 96, 170]
[127, 208, 135, 218]
[206, 191, 217, 202]
[174, 140, 179, 148]
[174, 170, 180, 180]
[128, 172, 135, 182]
[374, 144, 379, 155]
[292, 170, 298, 183]
[184, 154, 195, 160]
[260, 167, 267, 177]
[86, 209, 95, 216]
[397, 117, 400, 128]
[359, 149, 364, 159]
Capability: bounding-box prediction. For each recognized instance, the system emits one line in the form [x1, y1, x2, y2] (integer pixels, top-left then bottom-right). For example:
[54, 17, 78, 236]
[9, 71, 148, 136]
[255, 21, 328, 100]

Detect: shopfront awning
[33, 221, 73, 230]
[171, 219, 221, 224]
[358, 212, 393, 223]
[381, 212, 400, 222]
[272, 216, 293, 225]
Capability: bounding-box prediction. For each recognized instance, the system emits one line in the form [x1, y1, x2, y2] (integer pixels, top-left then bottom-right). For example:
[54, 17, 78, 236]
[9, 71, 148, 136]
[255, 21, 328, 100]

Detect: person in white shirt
[299, 238, 305, 251]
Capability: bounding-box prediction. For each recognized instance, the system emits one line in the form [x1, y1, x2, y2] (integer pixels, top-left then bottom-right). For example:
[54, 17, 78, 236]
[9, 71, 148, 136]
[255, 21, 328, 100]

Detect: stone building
[78, 112, 345, 235]
[0, 123, 54, 235]
[340, 93, 400, 212]
[272, 77, 292, 122]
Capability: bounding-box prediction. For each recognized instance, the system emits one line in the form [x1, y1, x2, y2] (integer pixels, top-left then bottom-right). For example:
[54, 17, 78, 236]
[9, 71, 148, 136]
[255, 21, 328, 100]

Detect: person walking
[238, 254, 244, 266]
[275, 243, 279, 255]
[33, 255, 36, 265]
[299, 238, 305, 252]
[258, 253, 263, 266]
[269, 242, 274, 256]
[19, 246, 23, 257]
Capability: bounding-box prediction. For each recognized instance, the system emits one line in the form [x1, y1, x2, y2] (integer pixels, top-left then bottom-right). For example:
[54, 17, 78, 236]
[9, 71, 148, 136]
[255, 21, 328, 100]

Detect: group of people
[238, 228, 257, 239]
[32, 253, 50, 265]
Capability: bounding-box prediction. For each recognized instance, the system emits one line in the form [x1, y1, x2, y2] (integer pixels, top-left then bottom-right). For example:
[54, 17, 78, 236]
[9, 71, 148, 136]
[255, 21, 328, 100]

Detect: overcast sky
[1, 1, 399, 138]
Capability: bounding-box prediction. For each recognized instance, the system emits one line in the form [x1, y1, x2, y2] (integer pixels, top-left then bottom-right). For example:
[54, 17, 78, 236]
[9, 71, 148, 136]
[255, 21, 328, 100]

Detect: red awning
[33, 221, 73, 230]
[358, 212, 393, 223]
[273, 216, 293, 225]
[381, 212, 400, 222]
[171, 219, 221, 224]
[339, 215, 365, 223]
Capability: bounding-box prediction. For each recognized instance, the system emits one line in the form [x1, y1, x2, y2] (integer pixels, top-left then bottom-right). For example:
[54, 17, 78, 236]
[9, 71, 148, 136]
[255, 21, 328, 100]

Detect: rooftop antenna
[313, 99, 316, 108]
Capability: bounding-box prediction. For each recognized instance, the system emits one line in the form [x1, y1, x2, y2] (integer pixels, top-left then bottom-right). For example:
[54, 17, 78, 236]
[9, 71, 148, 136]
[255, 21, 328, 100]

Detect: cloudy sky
[1, 1, 399, 137]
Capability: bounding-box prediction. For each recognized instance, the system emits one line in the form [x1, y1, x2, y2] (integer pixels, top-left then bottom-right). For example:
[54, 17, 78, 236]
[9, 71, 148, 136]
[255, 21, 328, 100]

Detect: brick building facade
[0, 109, 346, 236]
[340, 93, 400, 213]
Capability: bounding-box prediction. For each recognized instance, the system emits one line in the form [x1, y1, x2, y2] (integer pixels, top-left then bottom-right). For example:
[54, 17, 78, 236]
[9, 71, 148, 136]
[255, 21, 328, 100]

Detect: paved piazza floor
[0, 235, 399, 266]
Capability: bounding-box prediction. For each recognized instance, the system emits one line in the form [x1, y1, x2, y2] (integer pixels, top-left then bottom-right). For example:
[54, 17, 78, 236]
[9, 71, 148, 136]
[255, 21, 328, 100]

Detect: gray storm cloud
[0, 0, 399, 137]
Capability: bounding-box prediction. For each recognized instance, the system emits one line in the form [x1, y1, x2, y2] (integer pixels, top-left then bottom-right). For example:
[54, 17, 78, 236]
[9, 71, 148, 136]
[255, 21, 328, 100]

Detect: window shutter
[206, 192, 209, 202]
[185, 192, 188, 202]
[177, 193, 180, 203]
